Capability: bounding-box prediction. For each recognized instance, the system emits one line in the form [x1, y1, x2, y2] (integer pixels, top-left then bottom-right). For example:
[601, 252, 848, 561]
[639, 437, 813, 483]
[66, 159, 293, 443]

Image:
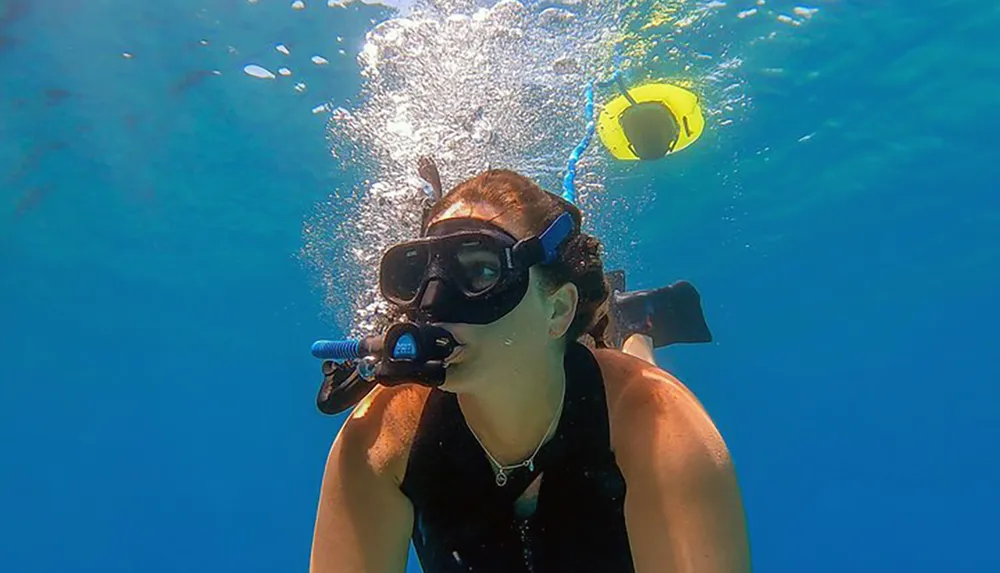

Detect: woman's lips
[443, 345, 465, 366]
[430, 323, 466, 365]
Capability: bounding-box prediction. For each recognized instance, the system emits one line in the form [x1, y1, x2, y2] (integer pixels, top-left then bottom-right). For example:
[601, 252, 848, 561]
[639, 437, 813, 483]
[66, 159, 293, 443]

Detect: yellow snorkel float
[596, 79, 705, 161]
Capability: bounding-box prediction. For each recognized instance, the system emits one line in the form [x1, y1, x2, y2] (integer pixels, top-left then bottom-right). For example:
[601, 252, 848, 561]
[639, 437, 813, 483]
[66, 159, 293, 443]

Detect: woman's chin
[439, 364, 473, 393]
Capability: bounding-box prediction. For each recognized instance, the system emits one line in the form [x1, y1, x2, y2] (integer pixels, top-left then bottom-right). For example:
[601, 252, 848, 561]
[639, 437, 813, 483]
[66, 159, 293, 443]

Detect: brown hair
[423, 169, 610, 344]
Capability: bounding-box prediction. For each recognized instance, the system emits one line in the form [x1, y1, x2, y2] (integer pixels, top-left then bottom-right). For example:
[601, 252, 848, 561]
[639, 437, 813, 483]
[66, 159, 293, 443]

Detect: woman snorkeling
[309, 168, 751, 572]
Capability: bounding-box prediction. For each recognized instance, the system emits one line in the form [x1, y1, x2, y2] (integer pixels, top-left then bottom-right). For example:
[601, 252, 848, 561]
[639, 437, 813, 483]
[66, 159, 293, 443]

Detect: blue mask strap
[537, 212, 575, 264]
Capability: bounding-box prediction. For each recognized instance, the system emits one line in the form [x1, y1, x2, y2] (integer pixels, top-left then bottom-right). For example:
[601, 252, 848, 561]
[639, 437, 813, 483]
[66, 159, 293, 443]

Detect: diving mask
[379, 212, 576, 324]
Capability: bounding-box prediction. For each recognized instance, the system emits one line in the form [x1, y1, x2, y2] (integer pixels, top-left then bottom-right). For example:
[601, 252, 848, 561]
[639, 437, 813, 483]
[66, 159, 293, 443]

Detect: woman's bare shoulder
[335, 383, 433, 485]
[591, 348, 723, 462]
[592, 347, 700, 409]
[591, 352, 748, 573]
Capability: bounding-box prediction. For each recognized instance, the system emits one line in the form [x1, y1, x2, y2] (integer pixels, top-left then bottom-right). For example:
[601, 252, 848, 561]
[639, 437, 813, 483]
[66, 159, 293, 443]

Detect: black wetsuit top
[400, 342, 636, 573]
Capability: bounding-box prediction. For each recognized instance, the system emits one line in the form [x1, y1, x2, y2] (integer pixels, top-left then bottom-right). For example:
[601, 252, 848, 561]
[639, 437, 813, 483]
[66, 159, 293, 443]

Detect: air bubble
[793, 6, 818, 19]
[243, 64, 275, 79]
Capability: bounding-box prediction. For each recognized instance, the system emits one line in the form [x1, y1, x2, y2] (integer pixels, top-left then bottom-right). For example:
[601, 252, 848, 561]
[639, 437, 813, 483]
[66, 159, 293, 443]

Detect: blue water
[3, 0, 998, 571]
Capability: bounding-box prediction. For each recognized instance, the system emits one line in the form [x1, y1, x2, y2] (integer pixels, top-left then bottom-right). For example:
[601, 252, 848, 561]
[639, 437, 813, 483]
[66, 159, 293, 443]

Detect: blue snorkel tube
[311, 337, 382, 362]
[562, 69, 624, 204]
[311, 322, 461, 415]
[561, 38, 628, 203]
[313, 322, 460, 384]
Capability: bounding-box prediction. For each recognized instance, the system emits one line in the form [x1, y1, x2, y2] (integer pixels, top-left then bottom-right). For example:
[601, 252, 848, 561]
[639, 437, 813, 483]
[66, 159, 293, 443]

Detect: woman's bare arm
[310, 413, 414, 573]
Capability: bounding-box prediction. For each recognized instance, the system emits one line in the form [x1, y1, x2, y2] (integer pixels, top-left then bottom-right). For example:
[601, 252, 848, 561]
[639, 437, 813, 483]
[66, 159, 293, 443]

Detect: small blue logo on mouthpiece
[393, 333, 418, 359]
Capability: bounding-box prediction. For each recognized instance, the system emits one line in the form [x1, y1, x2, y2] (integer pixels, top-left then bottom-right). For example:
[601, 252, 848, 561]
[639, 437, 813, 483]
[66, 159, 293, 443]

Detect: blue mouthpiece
[311, 339, 362, 360]
[392, 333, 418, 360]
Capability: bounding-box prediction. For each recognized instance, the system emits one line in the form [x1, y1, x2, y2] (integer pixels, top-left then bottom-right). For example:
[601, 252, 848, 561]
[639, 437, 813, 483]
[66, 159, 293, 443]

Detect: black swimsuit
[400, 342, 636, 573]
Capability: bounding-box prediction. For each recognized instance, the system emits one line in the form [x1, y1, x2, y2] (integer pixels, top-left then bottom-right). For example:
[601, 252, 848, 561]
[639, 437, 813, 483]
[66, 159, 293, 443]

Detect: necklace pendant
[496, 470, 508, 487]
[526, 459, 534, 472]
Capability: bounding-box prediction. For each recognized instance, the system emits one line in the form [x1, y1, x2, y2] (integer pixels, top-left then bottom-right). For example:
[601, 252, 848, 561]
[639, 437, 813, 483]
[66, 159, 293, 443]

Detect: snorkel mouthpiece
[311, 322, 460, 389]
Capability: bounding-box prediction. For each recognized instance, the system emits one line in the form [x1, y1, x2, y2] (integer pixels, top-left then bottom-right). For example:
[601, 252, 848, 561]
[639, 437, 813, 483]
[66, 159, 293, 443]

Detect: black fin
[605, 271, 712, 349]
[317, 360, 377, 415]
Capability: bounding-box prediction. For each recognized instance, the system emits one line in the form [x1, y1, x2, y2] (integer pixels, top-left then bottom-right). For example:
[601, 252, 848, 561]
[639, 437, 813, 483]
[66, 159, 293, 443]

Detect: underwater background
[2, 0, 998, 571]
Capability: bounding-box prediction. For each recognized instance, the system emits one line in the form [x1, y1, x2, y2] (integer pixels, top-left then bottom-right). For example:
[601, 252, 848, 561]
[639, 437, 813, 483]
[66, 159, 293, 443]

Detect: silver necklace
[467, 382, 566, 487]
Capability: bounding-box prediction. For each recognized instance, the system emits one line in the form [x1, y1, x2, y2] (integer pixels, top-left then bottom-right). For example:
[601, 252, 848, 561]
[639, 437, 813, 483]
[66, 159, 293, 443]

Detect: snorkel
[312, 322, 461, 388]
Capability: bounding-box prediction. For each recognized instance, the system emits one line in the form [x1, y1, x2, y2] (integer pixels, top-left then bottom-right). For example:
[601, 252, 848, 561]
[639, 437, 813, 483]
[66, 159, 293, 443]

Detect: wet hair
[423, 169, 610, 344]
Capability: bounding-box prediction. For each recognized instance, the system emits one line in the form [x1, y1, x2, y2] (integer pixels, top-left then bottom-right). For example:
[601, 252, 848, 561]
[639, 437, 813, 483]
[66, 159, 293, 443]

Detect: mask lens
[383, 244, 429, 302]
[453, 240, 503, 295]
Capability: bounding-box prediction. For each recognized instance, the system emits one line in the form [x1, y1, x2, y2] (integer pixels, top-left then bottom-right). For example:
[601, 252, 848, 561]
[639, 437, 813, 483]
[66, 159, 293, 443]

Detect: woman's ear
[547, 280, 579, 339]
